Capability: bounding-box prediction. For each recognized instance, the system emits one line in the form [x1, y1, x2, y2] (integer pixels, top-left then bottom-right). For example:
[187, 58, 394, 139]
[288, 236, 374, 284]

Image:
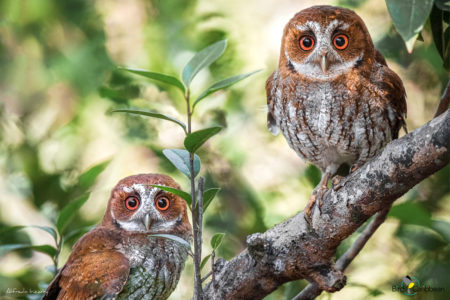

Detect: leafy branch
[113, 39, 259, 299]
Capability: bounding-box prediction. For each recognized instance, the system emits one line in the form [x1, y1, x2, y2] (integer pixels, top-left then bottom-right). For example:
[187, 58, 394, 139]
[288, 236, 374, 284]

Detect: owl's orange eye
[333, 34, 348, 50]
[125, 196, 140, 210]
[156, 197, 170, 211]
[299, 36, 315, 51]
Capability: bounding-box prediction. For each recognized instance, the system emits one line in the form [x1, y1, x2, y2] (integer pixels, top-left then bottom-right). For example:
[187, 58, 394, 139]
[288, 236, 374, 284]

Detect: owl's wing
[374, 53, 407, 139]
[266, 71, 280, 135]
[43, 227, 130, 300]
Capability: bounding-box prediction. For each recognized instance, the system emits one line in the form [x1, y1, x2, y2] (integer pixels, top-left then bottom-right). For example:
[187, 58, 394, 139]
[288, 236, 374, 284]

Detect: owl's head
[102, 174, 192, 238]
[280, 5, 376, 80]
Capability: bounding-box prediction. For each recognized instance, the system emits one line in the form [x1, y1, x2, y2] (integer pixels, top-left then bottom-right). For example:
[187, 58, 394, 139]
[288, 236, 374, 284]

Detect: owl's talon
[332, 175, 345, 191]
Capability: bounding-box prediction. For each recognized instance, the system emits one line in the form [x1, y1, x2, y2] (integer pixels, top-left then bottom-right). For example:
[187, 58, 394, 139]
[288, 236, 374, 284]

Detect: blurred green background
[0, 0, 449, 299]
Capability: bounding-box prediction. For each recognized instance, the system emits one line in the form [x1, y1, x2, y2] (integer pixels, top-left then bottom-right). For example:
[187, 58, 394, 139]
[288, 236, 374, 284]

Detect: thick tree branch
[292, 206, 390, 300]
[203, 110, 450, 300]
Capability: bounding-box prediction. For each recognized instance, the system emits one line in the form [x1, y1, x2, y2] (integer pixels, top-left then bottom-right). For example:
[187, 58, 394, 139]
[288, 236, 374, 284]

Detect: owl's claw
[332, 175, 345, 191]
[304, 187, 328, 225]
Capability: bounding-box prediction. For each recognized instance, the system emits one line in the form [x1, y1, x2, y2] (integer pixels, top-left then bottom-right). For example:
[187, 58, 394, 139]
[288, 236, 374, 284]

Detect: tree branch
[202, 110, 450, 300]
[435, 81, 450, 118]
[292, 206, 390, 300]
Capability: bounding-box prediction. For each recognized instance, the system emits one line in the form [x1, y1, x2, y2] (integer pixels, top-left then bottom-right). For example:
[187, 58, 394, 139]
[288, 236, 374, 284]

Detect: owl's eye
[299, 36, 315, 51]
[333, 34, 349, 50]
[156, 197, 170, 211]
[125, 196, 140, 210]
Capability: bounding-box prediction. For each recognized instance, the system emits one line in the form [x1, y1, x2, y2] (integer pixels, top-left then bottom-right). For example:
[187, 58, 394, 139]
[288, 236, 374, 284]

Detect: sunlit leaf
[56, 195, 89, 234]
[182, 40, 227, 86]
[200, 254, 211, 270]
[385, 0, 434, 52]
[112, 109, 187, 133]
[210, 233, 225, 250]
[184, 127, 222, 153]
[149, 234, 191, 249]
[119, 67, 185, 93]
[152, 184, 192, 206]
[194, 70, 261, 107]
[162, 149, 201, 178]
[203, 188, 220, 212]
[0, 244, 57, 258]
[79, 160, 110, 190]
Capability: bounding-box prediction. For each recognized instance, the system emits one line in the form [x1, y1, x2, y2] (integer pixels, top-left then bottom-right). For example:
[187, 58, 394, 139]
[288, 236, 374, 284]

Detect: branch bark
[202, 110, 450, 300]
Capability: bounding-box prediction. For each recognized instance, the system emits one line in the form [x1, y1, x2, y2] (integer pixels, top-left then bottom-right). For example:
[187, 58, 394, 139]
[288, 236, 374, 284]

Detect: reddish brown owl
[266, 6, 407, 220]
[43, 174, 192, 300]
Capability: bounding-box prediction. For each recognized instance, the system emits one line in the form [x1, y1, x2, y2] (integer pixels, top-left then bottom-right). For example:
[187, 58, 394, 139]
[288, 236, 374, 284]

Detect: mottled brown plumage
[266, 6, 407, 220]
[43, 174, 192, 300]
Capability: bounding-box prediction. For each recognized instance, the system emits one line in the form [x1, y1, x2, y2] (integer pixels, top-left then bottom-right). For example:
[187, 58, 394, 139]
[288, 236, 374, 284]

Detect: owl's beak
[144, 214, 151, 231]
[321, 55, 328, 73]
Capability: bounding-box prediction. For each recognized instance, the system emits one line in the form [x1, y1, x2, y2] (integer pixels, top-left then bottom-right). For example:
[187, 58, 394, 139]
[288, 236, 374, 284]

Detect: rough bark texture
[202, 110, 450, 300]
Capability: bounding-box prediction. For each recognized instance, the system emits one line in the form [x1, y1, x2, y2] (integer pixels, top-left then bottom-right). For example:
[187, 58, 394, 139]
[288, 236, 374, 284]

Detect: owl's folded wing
[266, 71, 280, 135]
[374, 55, 408, 139]
[43, 228, 130, 300]
[43, 250, 129, 300]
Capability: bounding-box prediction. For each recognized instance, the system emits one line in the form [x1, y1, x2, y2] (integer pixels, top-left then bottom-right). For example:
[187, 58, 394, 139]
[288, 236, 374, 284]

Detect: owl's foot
[304, 186, 328, 224]
[304, 172, 331, 225]
[350, 162, 364, 173]
[332, 175, 345, 191]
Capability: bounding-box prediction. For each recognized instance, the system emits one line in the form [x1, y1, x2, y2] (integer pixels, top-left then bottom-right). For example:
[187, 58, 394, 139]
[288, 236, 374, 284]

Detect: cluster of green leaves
[0, 161, 108, 277]
[386, 0, 450, 70]
[112, 39, 258, 293]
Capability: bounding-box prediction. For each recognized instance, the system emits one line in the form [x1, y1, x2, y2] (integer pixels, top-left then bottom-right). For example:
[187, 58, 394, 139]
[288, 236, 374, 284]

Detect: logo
[392, 275, 446, 296]
[401, 275, 420, 296]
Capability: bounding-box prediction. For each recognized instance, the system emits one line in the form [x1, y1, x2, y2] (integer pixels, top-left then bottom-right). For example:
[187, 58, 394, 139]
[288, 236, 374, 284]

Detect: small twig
[292, 207, 391, 300]
[201, 271, 212, 283]
[211, 250, 216, 286]
[434, 81, 450, 118]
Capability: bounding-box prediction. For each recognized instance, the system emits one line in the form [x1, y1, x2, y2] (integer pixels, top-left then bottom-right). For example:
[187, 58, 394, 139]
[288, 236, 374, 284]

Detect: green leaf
[436, 0, 450, 12]
[162, 149, 201, 178]
[64, 226, 95, 243]
[203, 188, 220, 212]
[56, 195, 89, 234]
[119, 67, 185, 93]
[385, 0, 434, 52]
[431, 220, 450, 244]
[0, 225, 58, 243]
[430, 6, 445, 58]
[182, 40, 227, 87]
[0, 244, 57, 258]
[184, 127, 222, 153]
[149, 234, 191, 249]
[152, 185, 192, 206]
[210, 233, 225, 250]
[388, 201, 432, 227]
[111, 109, 187, 133]
[200, 254, 211, 270]
[194, 70, 261, 107]
[79, 160, 110, 190]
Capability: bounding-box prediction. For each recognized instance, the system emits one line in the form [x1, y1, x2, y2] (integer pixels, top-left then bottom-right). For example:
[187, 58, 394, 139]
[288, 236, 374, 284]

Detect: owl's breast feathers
[43, 226, 189, 300]
[266, 56, 406, 169]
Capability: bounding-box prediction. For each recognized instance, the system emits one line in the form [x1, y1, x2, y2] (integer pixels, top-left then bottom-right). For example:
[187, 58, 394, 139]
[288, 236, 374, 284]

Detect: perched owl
[266, 6, 407, 220]
[43, 174, 192, 300]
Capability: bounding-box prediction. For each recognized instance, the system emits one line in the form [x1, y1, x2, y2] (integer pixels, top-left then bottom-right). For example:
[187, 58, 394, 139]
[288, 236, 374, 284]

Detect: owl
[43, 174, 192, 300]
[266, 6, 407, 220]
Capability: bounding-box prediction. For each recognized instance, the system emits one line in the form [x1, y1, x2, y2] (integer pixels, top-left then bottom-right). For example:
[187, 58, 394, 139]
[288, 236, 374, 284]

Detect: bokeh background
[0, 0, 449, 299]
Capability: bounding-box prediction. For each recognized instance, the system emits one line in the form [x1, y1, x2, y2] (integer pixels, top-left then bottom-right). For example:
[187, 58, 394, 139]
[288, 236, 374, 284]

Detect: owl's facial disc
[283, 18, 366, 80]
[112, 183, 182, 234]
